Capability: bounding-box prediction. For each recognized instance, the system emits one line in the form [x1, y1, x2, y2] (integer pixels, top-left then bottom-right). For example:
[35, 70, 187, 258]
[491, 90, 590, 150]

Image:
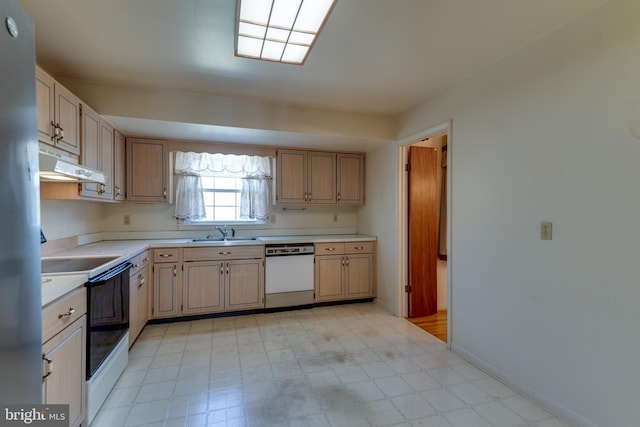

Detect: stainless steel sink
[188, 237, 259, 243]
[41, 256, 120, 274]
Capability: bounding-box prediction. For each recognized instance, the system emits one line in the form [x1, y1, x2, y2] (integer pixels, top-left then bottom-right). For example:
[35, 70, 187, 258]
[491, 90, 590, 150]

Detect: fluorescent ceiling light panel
[236, 0, 337, 65]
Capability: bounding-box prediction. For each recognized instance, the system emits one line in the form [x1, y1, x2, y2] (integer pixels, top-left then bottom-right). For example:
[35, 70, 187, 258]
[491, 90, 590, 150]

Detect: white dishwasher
[264, 243, 315, 309]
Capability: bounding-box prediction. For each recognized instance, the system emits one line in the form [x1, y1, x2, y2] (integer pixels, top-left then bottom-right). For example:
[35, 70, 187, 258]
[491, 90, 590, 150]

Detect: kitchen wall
[40, 200, 102, 241]
[39, 199, 358, 241]
[101, 203, 358, 238]
[361, 0, 640, 425]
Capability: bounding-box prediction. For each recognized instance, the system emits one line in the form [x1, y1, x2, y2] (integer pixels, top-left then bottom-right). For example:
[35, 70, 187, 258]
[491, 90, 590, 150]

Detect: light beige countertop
[41, 234, 376, 305]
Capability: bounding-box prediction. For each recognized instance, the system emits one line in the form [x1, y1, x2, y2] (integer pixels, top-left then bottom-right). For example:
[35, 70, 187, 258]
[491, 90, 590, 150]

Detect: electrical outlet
[540, 221, 552, 240]
[123, 214, 131, 225]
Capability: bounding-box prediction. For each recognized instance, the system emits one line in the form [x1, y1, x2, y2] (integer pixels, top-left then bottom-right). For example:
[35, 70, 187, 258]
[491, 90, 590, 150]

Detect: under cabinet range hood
[38, 144, 107, 184]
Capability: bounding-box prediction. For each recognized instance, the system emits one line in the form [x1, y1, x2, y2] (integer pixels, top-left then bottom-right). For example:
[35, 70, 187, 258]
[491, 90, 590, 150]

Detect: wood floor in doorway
[408, 310, 447, 342]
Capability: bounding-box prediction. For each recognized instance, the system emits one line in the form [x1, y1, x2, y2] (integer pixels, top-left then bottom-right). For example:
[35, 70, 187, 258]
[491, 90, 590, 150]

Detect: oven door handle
[86, 261, 133, 285]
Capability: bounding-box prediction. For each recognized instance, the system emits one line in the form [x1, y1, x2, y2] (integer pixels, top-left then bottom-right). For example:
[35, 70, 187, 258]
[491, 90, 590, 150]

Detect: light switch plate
[540, 221, 553, 240]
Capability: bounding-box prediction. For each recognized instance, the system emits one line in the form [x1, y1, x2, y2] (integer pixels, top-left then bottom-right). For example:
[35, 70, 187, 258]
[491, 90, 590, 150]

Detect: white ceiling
[18, 0, 604, 149]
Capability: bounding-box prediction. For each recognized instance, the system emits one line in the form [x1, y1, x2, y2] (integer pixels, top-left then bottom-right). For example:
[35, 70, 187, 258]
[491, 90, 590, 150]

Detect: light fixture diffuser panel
[236, 0, 337, 65]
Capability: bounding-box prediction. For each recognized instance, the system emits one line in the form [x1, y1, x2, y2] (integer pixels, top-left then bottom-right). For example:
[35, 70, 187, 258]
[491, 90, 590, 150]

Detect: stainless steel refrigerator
[0, 0, 42, 404]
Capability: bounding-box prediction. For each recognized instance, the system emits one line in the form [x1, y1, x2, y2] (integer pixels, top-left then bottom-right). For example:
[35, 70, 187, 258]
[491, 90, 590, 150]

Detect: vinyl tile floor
[90, 303, 572, 427]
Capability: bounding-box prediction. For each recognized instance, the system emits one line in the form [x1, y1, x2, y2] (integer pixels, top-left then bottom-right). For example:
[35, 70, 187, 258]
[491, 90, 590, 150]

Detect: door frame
[397, 120, 453, 346]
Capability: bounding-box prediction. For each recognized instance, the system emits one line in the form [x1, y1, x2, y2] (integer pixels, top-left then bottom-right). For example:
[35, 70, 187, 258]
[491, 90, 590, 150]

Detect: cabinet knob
[325, 247, 336, 252]
[219, 251, 231, 255]
[138, 275, 145, 288]
[57, 307, 76, 319]
[354, 246, 364, 250]
[159, 254, 171, 258]
[163, 188, 167, 198]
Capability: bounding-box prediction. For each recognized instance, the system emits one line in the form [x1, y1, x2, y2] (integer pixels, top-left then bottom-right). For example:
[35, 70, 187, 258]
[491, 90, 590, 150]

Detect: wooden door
[80, 106, 101, 198]
[408, 146, 439, 317]
[344, 254, 373, 299]
[226, 259, 264, 310]
[183, 261, 224, 314]
[314, 255, 344, 302]
[42, 316, 86, 427]
[113, 130, 126, 200]
[99, 119, 115, 199]
[54, 84, 80, 154]
[337, 153, 365, 205]
[153, 263, 179, 318]
[127, 138, 168, 202]
[276, 149, 307, 204]
[307, 151, 336, 204]
[35, 67, 55, 145]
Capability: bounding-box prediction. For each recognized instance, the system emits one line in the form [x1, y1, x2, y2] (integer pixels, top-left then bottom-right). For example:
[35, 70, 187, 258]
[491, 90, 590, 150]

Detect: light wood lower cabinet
[314, 241, 376, 303]
[42, 287, 86, 427]
[182, 261, 224, 315]
[152, 246, 264, 319]
[129, 250, 150, 347]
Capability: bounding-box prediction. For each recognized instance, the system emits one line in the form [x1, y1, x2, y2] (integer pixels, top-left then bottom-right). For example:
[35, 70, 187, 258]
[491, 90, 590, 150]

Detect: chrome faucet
[215, 225, 228, 240]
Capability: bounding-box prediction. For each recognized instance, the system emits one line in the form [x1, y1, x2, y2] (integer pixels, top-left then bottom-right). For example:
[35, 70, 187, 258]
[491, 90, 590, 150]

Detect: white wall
[363, 0, 640, 425]
[40, 200, 103, 241]
[101, 203, 358, 238]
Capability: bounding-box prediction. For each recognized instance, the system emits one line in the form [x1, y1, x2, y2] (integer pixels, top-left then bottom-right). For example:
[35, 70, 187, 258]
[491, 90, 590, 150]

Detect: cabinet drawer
[344, 241, 374, 254]
[130, 266, 149, 289]
[183, 245, 264, 261]
[42, 287, 86, 343]
[315, 242, 345, 255]
[154, 248, 180, 263]
[129, 250, 149, 276]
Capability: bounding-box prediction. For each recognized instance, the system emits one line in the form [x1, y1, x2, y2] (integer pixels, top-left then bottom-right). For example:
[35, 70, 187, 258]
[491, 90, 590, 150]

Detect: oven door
[85, 262, 132, 379]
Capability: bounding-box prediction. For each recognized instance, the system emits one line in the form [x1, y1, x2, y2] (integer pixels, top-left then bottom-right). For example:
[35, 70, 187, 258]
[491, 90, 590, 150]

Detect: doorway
[398, 121, 451, 344]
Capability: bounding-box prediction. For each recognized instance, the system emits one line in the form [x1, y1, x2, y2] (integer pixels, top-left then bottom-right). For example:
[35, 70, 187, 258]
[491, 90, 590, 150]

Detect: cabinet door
[344, 254, 374, 299]
[113, 130, 126, 201]
[153, 263, 179, 318]
[314, 255, 344, 302]
[129, 266, 149, 347]
[226, 259, 264, 310]
[276, 149, 307, 204]
[36, 67, 55, 145]
[42, 315, 86, 427]
[54, 84, 81, 155]
[183, 261, 225, 315]
[127, 138, 169, 202]
[99, 118, 115, 199]
[337, 153, 365, 206]
[307, 151, 336, 204]
[80, 105, 101, 198]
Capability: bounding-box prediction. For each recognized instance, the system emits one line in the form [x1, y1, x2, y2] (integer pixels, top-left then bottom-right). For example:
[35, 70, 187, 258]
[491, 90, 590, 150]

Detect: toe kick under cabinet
[314, 241, 376, 303]
[151, 246, 265, 319]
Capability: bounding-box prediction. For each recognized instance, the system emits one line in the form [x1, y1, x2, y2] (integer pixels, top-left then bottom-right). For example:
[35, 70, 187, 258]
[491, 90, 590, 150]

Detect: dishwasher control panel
[265, 243, 315, 256]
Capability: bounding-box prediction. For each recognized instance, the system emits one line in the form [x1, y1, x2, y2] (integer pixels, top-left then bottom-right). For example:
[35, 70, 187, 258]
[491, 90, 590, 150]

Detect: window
[173, 151, 272, 224]
[199, 176, 249, 222]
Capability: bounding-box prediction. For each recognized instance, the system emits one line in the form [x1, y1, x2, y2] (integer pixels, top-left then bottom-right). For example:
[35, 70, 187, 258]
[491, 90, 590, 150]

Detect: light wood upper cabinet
[276, 149, 307, 204]
[126, 138, 170, 203]
[113, 130, 126, 201]
[337, 153, 365, 205]
[308, 151, 336, 204]
[36, 66, 81, 155]
[276, 149, 364, 206]
[80, 107, 114, 200]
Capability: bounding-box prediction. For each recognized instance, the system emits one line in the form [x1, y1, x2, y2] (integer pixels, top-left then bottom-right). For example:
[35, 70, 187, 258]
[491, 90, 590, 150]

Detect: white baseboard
[450, 343, 598, 427]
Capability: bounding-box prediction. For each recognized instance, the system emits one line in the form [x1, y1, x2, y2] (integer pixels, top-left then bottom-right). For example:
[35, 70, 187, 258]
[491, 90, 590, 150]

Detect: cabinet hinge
[405, 285, 412, 293]
[151, 307, 154, 315]
[405, 163, 411, 172]
[181, 305, 183, 311]
[152, 266, 154, 273]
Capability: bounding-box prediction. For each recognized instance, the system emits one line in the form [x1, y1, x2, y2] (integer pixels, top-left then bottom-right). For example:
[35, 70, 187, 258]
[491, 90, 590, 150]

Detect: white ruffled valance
[173, 151, 272, 222]
[175, 152, 271, 178]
